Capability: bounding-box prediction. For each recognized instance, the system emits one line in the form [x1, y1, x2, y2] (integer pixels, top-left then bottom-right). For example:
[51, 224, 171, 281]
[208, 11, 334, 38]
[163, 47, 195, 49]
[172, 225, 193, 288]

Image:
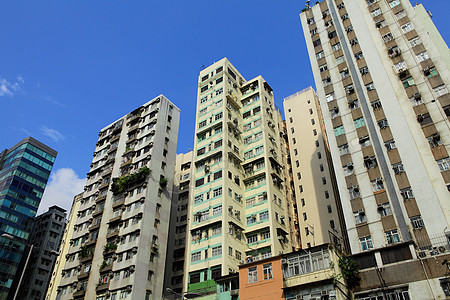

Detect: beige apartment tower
[184, 58, 292, 296]
[300, 0, 450, 255]
[283, 87, 347, 250]
[163, 151, 193, 297]
[48, 95, 180, 300]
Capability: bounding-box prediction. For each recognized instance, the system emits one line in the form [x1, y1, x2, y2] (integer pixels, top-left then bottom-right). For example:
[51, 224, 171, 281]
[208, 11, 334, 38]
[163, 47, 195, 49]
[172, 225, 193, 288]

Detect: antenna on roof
[200, 65, 206, 71]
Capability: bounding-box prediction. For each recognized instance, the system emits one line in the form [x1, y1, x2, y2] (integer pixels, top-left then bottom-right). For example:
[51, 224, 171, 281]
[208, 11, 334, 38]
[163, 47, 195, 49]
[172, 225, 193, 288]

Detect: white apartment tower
[49, 95, 180, 300]
[300, 0, 450, 255]
[284, 87, 347, 250]
[184, 58, 292, 295]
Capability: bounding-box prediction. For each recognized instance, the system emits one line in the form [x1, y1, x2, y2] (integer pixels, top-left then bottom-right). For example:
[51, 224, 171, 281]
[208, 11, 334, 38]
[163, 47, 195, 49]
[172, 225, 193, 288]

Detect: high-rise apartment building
[19, 205, 66, 300]
[50, 95, 180, 300]
[46, 193, 83, 300]
[283, 87, 347, 250]
[274, 110, 301, 251]
[185, 58, 292, 295]
[300, 0, 450, 255]
[0, 137, 57, 300]
[163, 151, 193, 296]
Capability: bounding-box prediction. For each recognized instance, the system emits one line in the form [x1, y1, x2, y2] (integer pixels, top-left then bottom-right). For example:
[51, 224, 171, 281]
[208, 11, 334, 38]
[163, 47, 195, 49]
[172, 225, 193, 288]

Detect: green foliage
[99, 260, 110, 270]
[110, 166, 151, 195]
[103, 243, 117, 254]
[79, 245, 93, 260]
[338, 255, 360, 289]
[159, 176, 168, 188]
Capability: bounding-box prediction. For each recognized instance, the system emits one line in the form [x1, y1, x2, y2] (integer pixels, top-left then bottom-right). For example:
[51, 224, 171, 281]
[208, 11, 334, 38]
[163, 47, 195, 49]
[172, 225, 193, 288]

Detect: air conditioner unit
[296, 295, 304, 300]
[228, 205, 233, 210]
[278, 236, 284, 240]
[251, 214, 257, 219]
[321, 290, 329, 295]
[281, 258, 288, 264]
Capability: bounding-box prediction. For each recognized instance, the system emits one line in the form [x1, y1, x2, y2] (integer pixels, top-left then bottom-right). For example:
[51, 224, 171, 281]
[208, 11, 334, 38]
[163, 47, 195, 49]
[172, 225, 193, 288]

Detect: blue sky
[1, 0, 449, 213]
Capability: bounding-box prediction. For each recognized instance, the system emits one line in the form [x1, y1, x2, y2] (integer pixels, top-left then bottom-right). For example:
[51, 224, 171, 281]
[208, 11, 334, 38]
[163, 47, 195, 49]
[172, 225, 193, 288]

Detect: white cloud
[41, 125, 65, 142]
[38, 168, 86, 214]
[0, 75, 24, 97]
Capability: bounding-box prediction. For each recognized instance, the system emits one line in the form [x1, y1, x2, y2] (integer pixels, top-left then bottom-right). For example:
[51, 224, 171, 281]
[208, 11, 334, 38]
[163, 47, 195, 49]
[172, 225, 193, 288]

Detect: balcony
[106, 229, 120, 239]
[73, 288, 86, 299]
[96, 281, 110, 293]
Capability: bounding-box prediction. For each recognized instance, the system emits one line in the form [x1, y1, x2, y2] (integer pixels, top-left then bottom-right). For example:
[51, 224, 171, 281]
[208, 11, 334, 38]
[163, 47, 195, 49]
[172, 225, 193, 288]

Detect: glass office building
[0, 137, 57, 299]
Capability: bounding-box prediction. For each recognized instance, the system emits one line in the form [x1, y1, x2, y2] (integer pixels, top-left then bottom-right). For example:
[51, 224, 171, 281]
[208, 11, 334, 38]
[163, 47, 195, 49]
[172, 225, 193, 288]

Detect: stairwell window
[409, 36, 421, 47]
[371, 178, 385, 192]
[379, 203, 392, 217]
[377, 119, 389, 129]
[263, 263, 273, 280]
[382, 33, 394, 43]
[410, 216, 424, 229]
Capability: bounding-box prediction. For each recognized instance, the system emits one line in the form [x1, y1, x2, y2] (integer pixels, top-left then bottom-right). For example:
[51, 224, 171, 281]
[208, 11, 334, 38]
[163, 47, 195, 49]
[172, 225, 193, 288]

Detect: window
[213, 187, 222, 197]
[316, 51, 325, 60]
[392, 163, 405, 174]
[417, 113, 432, 126]
[349, 185, 360, 199]
[409, 36, 421, 47]
[263, 263, 273, 280]
[213, 206, 222, 216]
[326, 92, 335, 102]
[377, 119, 389, 129]
[389, 0, 400, 7]
[261, 230, 270, 240]
[416, 51, 429, 62]
[396, 10, 407, 19]
[371, 99, 382, 110]
[212, 246, 222, 256]
[248, 267, 257, 283]
[410, 215, 424, 229]
[354, 210, 367, 224]
[401, 22, 414, 33]
[382, 33, 394, 43]
[191, 251, 201, 262]
[247, 234, 257, 243]
[355, 51, 364, 60]
[328, 30, 337, 39]
[332, 43, 341, 51]
[259, 211, 269, 221]
[334, 125, 345, 136]
[434, 85, 449, 97]
[378, 202, 392, 217]
[354, 117, 366, 129]
[366, 82, 376, 91]
[385, 140, 396, 151]
[313, 39, 321, 47]
[319, 64, 328, 72]
[371, 8, 381, 17]
[425, 66, 438, 78]
[336, 56, 345, 64]
[402, 77, 415, 88]
[437, 157, 450, 171]
[386, 229, 400, 244]
[400, 188, 414, 200]
[360, 236, 374, 251]
[339, 144, 349, 155]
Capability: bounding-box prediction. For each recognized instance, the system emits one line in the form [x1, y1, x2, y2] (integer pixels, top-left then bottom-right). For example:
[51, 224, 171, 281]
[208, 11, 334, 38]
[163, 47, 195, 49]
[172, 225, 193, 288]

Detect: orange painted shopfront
[239, 256, 284, 300]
